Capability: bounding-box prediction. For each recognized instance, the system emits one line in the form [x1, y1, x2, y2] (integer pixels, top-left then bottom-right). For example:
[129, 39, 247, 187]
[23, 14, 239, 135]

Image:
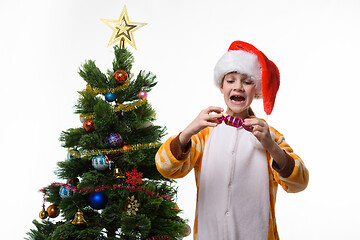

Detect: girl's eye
[226, 79, 234, 83]
[243, 80, 254, 85]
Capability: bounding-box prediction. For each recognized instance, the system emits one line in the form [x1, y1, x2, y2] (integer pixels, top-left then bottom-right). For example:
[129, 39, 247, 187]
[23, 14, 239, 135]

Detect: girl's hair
[248, 107, 255, 116]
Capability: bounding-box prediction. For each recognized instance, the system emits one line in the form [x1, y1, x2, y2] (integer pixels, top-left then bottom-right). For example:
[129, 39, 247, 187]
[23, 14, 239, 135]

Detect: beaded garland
[144, 235, 173, 240]
[50, 182, 172, 201]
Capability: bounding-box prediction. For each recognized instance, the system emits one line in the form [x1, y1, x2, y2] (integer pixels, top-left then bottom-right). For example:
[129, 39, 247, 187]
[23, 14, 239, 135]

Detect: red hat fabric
[214, 40, 280, 115]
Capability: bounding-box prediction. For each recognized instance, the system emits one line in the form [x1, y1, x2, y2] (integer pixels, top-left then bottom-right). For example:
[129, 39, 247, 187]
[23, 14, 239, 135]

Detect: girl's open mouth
[230, 95, 245, 103]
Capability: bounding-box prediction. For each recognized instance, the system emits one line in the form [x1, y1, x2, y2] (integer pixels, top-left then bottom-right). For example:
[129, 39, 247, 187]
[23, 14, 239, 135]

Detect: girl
[155, 40, 309, 240]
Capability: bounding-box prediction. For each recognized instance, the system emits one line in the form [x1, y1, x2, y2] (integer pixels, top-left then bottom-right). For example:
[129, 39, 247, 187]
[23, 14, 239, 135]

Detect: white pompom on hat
[214, 40, 280, 115]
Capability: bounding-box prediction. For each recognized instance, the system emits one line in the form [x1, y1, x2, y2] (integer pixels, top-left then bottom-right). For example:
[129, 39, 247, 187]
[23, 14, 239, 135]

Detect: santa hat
[214, 40, 280, 115]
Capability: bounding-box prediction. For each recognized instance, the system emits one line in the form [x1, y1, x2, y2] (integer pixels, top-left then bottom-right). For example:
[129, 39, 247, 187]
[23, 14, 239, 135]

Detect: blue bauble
[89, 192, 108, 209]
[92, 154, 110, 171]
[105, 133, 122, 147]
[59, 186, 73, 198]
[104, 92, 116, 102]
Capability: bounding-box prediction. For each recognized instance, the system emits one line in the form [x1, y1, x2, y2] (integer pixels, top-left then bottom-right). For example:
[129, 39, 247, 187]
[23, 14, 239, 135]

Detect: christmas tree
[26, 6, 189, 240]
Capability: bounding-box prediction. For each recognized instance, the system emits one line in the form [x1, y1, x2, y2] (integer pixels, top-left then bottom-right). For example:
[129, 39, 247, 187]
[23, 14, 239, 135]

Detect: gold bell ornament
[72, 209, 87, 225]
[113, 167, 126, 179]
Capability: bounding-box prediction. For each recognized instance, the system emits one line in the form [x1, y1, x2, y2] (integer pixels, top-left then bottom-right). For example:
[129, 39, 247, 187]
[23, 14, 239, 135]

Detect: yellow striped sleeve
[155, 128, 212, 179]
[270, 127, 309, 193]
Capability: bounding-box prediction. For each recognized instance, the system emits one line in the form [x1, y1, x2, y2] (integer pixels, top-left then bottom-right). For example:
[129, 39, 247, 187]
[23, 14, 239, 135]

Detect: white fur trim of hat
[214, 50, 262, 97]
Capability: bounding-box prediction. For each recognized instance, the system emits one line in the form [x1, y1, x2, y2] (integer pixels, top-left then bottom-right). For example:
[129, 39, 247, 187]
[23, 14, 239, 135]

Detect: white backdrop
[1, 0, 360, 239]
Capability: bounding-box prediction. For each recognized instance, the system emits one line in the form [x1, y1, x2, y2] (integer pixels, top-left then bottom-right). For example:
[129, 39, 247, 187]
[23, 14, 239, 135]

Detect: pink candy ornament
[217, 114, 251, 130]
[138, 90, 148, 99]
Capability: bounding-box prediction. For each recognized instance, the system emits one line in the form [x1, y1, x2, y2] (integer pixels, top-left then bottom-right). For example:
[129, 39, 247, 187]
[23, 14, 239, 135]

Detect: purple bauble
[105, 133, 122, 147]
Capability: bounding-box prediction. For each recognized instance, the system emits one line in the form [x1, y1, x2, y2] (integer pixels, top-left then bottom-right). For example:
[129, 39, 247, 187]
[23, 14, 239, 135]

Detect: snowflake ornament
[125, 169, 143, 186]
[126, 195, 139, 216]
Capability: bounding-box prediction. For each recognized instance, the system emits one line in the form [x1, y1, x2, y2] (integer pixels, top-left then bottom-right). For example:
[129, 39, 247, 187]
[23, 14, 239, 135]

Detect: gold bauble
[39, 208, 48, 219]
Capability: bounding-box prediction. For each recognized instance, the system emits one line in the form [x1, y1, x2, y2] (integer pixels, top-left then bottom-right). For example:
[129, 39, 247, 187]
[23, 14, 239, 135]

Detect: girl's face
[220, 72, 256, 119]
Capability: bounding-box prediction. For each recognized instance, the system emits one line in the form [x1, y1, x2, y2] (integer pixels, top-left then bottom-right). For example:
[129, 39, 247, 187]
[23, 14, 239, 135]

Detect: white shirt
[197, 123, 270, 240]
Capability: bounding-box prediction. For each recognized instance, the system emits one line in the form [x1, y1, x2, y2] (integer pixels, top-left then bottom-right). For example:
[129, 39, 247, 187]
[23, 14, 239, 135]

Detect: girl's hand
[244, 117, 293, 172]
[244, 118, 275, 151]
[179, 106, 224, 148]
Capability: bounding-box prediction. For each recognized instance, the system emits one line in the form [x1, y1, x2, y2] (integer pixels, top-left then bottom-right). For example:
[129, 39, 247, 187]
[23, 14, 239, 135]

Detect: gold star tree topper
[101, 5, 147, 49]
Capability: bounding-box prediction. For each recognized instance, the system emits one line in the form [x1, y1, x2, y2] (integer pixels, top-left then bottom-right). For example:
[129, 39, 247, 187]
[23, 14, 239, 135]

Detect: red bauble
[83, 119, 95, 132]
[114, 70, 128, 83]
[122, 144, 131, 152]
[47, 205, 59, 218]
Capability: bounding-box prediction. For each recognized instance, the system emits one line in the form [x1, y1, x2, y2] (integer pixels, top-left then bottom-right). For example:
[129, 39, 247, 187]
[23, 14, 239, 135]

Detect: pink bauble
[185, 224, 191, 236]
[138, 90, 148, 99]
